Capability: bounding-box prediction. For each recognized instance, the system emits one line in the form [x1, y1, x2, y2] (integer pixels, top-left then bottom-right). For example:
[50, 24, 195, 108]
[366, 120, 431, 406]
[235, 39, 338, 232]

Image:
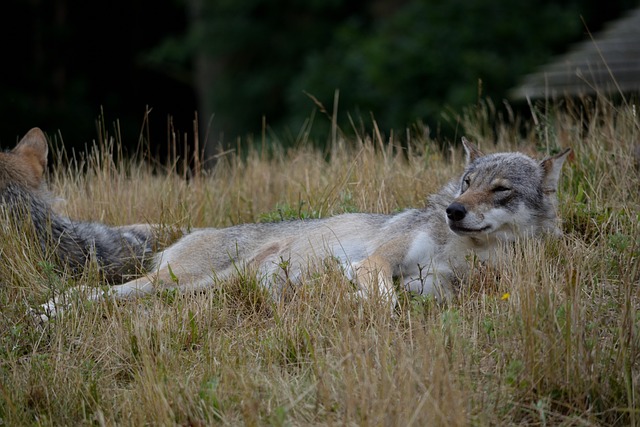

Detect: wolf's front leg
[403, 271, 454, 302]
[348, 254, 397, 310]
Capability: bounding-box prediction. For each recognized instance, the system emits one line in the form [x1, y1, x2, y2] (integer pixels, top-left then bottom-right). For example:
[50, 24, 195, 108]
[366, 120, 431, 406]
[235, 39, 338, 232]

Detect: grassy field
[1, 99, 639, 426]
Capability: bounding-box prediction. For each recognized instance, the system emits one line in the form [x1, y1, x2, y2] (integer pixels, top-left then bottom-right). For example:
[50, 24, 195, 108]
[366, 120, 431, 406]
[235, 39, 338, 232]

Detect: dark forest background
[1, 0, 637, 160]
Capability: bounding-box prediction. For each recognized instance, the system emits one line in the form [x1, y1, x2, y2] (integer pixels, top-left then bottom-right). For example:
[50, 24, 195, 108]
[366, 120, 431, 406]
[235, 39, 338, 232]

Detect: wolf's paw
[352, 288, 398, 316]
[343, 262, 357, 282]
[342, 262, 398, 314]
[28, 286, 91, 324]
[27, 300, 58, 324]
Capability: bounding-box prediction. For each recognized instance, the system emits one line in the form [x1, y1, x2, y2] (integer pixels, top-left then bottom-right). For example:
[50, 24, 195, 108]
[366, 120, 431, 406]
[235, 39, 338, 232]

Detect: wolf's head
[446, 138, 570, 240]
[0, 128, 48, 192]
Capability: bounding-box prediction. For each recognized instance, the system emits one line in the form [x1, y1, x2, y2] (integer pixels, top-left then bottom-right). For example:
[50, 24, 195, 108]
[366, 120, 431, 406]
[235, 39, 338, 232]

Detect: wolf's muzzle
[446, 202, 467, 221]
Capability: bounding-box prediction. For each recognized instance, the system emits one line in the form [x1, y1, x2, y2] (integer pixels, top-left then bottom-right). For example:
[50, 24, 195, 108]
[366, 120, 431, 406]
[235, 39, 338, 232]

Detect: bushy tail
[53, 219, 157, 283]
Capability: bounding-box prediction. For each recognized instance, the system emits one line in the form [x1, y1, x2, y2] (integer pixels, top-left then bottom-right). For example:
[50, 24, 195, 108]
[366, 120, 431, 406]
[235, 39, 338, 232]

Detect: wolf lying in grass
[1, 128, 156, 284]
[38, 138, 570, 320]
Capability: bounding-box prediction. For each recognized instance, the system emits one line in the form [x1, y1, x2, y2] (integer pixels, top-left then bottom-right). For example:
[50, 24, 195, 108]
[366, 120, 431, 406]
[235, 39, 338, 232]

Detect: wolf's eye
[463, 177, 471, 188]
[492, 186, 511, 193]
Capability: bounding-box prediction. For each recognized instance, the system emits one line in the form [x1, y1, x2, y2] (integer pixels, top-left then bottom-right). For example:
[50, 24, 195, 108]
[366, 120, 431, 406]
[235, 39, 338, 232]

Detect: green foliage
[289, 0, 584, 136]
[149, 0, 601, 143]
[6, 0, 639, 153]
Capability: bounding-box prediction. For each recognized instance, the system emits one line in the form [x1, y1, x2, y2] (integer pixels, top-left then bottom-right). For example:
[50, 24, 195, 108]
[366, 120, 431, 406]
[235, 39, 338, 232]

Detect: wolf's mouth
[449, 224, 491, 234]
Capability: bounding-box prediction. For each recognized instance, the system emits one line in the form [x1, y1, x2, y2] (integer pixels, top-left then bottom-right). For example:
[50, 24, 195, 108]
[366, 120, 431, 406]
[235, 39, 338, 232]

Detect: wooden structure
[511, 8, 640, 99]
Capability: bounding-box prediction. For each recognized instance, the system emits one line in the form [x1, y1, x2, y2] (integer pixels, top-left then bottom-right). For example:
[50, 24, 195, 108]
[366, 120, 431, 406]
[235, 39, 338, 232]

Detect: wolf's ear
[461, 137, 484, 164]
[13, 127, 48, 178]
[540, 148, 571, 191]
[12, 128, 49, 175]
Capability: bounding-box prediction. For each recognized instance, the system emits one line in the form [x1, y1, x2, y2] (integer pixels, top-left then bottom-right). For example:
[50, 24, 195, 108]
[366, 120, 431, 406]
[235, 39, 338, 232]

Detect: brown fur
[0, 128, 48, 190]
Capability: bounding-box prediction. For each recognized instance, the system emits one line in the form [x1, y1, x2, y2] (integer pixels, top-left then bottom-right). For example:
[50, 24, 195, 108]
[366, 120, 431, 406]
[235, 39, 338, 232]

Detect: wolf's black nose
[446, 202, 467, 221]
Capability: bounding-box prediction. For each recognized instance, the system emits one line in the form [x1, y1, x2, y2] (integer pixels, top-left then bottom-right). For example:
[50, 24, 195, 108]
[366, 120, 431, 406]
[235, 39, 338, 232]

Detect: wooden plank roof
[511, 7, 640, 99]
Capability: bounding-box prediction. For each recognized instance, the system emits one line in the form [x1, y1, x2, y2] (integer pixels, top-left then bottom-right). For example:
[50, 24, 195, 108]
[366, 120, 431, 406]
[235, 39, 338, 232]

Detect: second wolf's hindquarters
[2, 128, 156, 283]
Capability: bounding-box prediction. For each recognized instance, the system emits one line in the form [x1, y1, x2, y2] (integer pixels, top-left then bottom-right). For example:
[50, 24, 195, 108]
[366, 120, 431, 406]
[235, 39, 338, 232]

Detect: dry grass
[1, 98, 639, 426]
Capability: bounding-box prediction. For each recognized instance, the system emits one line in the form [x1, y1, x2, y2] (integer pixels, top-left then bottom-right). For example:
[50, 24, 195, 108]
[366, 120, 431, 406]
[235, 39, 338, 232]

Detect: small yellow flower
[501, 292, 510, 301]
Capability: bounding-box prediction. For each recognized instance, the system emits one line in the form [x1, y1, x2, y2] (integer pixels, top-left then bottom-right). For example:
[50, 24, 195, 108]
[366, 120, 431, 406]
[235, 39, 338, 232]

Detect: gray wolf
[39, 138, 570, 320]
[1, 128, 156, 283]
